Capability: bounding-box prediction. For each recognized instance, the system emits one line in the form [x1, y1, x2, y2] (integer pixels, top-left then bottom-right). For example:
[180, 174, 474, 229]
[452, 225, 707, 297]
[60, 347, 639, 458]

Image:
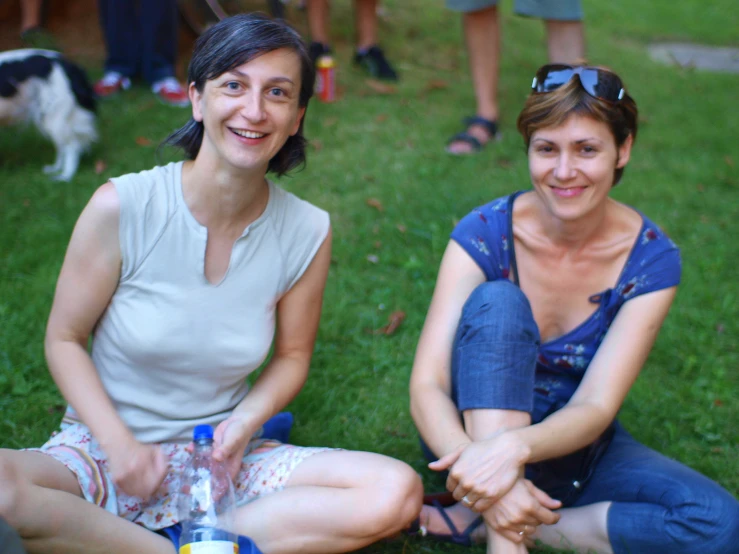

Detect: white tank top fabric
[85, 162, 329, 444]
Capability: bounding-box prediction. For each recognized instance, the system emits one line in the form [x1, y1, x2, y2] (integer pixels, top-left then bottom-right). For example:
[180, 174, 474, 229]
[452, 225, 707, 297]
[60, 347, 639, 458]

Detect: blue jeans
[98, 0, 179, 84]
[446, 280, 739, 554]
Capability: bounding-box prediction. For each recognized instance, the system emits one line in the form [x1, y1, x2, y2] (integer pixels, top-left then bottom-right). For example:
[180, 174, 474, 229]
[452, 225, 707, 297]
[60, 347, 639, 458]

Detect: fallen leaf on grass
[310, 139, 323, 151]
[396, 223, 407, 234]
[135, 136, 152, 146]
[422, 79, 449, 93]
[696, 183, 704, 192]
[375, 113, 388, 122]
[95, 159, 107, 174]
[365, 79, 397, 95]
[385, 426, 409, 438]
[497, 158, 513, 169]
[137, 100, 156, 113]
[713, 399, 723, 407]
[374, 241, 382, 249]
[366, 197, 385, 212]
[724, 156, 734, 167]
[371, 310, 406, 335]
[22, 199, 30, 207]
[711, 447, 723, 453]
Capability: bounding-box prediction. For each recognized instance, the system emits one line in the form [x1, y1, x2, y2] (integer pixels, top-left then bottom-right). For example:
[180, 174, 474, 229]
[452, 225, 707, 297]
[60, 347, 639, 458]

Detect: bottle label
[179, 541, 239, 554]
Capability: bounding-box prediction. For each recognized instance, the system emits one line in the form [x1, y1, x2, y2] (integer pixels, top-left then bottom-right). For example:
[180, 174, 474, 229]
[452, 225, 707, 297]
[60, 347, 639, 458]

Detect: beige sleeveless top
[84, 162, 329, 443]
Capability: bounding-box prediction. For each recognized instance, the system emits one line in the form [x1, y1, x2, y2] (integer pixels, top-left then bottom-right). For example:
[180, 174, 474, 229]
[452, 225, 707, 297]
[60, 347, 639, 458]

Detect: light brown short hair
[516, 74, 638, 186]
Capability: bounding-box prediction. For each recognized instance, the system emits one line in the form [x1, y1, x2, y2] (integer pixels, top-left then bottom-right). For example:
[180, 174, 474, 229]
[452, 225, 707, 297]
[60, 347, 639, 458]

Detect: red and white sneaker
[152, 77, 190, 108]
[94, 72, 132, 97]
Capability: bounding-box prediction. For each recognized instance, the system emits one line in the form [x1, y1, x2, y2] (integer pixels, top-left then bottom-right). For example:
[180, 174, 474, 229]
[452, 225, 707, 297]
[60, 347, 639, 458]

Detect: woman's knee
[463, 280, 535, 324]
[364, 461, 423, 537]
[457, 280, 539, 347]
[669, 486, 739, 553]
[452, 281, 538, 414]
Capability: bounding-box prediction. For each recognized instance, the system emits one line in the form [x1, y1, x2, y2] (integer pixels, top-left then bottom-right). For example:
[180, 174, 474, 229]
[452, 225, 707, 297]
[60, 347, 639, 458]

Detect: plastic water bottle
[178, 424, 239, 554]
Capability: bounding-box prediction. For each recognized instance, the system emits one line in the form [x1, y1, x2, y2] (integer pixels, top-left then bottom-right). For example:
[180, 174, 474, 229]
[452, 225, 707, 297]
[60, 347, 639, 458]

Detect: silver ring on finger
[461, 495, 473, 507]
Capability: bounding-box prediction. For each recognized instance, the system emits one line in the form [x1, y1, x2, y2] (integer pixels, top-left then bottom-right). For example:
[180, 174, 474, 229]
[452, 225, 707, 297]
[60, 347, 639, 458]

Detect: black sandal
[446, 116, 499, 155]
[407, 499, 484, 547]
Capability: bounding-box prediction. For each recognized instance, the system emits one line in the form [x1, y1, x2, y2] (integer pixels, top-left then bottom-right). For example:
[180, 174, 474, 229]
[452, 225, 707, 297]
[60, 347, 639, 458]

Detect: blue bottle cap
[193, 424, 214, 441]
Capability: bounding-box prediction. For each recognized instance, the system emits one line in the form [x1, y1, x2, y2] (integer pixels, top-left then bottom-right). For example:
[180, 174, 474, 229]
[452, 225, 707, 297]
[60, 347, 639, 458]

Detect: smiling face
[189, 48, 306, 173]
[528, 114, 633, 221]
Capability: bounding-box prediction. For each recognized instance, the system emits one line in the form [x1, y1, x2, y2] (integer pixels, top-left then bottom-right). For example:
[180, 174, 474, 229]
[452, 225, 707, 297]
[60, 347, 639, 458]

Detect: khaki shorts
[446, 0, 583, 21]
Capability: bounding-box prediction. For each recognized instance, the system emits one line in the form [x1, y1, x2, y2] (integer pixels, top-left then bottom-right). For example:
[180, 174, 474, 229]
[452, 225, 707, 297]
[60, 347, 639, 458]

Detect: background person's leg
[353, 0, 397, 80]
[19, 0, 42, 33]
[139, 0, 178, 85]
[19, 0, 58, 49]
[513, 0, 585, 63]
[97, 0, 139, 80]
[306, 0, 332, 62]
[545, 20, 584, 63]
[446, 0, 500, 154]
[354, 0, 377, 50]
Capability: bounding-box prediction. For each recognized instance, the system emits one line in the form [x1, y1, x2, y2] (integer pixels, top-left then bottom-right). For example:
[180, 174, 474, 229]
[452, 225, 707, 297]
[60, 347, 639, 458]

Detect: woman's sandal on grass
[407, 498, 484, 547]
[446, 116, 499, 155]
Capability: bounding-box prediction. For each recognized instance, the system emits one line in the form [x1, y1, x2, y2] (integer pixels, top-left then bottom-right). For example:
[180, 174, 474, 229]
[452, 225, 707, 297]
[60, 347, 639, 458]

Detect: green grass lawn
[1, 1, 737, 552]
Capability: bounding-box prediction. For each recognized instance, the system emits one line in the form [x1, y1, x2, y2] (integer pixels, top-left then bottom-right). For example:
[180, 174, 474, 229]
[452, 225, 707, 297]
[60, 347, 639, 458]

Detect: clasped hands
[105, 414, 256, 501]
[429, 431, 561, 544]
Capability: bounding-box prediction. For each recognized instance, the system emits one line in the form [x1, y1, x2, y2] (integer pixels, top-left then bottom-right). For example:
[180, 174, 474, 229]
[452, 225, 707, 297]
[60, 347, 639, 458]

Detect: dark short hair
[163, 13, 315, 176]
[516, 67, 638, 186]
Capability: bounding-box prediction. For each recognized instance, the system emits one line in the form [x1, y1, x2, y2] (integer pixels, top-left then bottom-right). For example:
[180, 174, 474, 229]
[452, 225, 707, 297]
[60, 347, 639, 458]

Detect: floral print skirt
[26, 421, 333, 530]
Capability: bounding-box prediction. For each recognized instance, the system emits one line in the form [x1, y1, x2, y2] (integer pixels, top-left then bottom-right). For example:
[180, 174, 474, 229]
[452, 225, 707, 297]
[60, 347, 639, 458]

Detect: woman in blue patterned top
[409, 65, 738, 554]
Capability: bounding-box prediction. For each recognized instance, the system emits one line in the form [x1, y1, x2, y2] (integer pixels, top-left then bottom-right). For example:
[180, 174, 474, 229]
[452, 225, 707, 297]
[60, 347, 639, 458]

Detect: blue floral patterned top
[451, 191, 682, 423]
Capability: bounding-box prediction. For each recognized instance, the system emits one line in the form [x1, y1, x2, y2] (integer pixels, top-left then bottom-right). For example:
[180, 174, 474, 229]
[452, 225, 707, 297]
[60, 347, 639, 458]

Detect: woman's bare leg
[532, 502, 612, 554]
[232, 450, 423, 554]
[0, 449, 172, 554]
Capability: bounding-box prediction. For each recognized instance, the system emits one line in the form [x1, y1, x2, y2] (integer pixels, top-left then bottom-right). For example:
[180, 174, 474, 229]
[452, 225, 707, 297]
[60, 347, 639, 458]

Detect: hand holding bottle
[213, 415, 256, 480]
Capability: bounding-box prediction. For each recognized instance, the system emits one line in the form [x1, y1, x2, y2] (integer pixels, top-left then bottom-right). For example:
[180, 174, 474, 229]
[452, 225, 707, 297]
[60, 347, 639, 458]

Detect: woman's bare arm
[44, 182, 168, 498]
[212, 229, 332, 472]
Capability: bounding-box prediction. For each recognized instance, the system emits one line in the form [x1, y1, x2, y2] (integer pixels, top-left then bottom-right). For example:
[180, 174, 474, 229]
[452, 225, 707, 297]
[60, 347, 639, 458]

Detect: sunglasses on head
[531, 64, 625, 102]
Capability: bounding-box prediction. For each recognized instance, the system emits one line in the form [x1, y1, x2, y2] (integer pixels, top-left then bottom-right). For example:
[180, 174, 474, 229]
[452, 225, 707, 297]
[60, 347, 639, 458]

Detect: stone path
[648, 42, 739, 73]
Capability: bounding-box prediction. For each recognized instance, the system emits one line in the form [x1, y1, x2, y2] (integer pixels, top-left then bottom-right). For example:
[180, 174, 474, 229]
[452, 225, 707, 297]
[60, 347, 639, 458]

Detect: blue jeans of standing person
[98, 0, 179, 84]
[446, 280, 739, 554]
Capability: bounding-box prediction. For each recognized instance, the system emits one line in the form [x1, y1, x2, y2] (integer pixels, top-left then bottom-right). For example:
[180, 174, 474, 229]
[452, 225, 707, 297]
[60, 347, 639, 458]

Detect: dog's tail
[57, 58, 96, 114]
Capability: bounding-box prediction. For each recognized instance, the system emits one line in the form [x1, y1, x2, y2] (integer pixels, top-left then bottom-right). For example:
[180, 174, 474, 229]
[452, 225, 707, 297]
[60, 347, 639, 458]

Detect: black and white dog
[0, 49, 97, 181]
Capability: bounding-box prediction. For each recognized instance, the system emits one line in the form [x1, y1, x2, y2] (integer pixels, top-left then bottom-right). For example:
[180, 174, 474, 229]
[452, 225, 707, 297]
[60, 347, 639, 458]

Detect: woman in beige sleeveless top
[0, 14, 422, 554]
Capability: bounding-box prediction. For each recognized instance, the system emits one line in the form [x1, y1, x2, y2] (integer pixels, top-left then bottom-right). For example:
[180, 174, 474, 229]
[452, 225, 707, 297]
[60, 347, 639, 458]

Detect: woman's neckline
[507, 190, 646, 346]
